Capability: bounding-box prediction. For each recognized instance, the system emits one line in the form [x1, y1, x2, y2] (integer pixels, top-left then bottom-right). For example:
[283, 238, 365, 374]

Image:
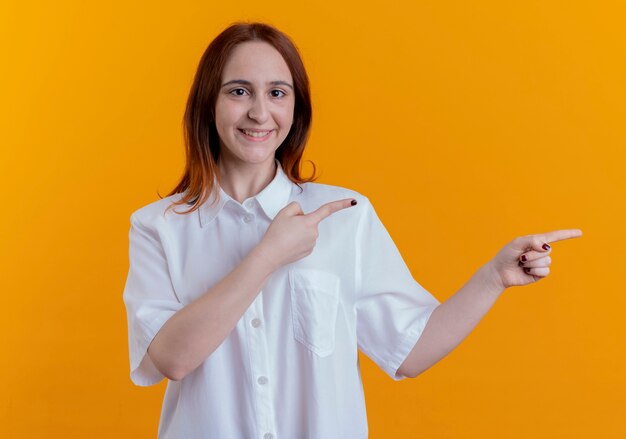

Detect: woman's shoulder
[129, 192, 190, 227]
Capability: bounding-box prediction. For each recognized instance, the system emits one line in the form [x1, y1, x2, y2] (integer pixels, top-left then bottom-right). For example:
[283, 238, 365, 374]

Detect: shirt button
[257, 376, 268, 385]
[242, 213, 254, 224]
[263, 434, 274, 439]
[244, 200, 254, 209]
[251, 318, 262, 328]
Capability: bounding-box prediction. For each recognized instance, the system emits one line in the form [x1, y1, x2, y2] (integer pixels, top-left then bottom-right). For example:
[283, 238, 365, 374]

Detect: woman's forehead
[222, 41, 292, 84]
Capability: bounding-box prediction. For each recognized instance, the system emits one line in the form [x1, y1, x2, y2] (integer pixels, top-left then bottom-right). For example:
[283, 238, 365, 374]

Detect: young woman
[123, 22, 582, 439]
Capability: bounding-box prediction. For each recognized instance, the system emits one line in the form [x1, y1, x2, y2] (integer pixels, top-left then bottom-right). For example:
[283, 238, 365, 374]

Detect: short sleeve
[122, 213, 184, 386]
[355, 199, 440, 380]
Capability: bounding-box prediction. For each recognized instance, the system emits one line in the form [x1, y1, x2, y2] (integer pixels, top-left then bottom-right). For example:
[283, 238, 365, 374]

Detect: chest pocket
[288, 268, 340, 357]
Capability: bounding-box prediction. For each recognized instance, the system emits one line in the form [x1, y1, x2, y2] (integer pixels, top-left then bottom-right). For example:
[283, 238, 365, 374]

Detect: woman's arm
[147, 198, 356, 381]
[397, 262, 503, 378]
[147, 245, 276, 381]
[397, 229, 582, 378]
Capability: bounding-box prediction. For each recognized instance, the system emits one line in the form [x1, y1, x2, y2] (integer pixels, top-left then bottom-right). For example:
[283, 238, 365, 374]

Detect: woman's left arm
[397, 229, 583, 378]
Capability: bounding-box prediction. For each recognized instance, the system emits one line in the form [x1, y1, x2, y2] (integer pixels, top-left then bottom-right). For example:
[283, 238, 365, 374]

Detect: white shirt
[123, 159, 440, 439]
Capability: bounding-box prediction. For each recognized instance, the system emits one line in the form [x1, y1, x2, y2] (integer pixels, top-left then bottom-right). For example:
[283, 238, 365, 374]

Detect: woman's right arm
[147, 198, 356, 381]
[147, 243, 277, 381]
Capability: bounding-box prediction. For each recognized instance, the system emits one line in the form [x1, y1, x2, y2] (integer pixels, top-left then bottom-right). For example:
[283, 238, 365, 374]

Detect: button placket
[239, 204, 277, 437]
[246, 295, 276, 438]
[242, 211, 277, 439]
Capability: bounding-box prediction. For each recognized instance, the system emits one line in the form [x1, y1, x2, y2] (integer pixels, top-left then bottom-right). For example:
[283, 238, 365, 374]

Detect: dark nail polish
[524, 267, 531, 274]
[351, 199, 357, 206]
[521, 255, 527, 262]
[518, 261, 524, 267]
[542, 243, 551, 251]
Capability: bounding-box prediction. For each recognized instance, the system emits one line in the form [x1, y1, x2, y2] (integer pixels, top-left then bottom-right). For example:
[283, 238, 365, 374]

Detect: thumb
[511, 235, 552, 253]
[528, 236, 551, 253]
[279, 201, 304, 217]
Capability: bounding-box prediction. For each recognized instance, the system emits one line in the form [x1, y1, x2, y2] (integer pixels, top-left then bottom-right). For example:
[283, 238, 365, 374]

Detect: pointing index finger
[541, 229, 583, 244]
[306, 198, 357, 224]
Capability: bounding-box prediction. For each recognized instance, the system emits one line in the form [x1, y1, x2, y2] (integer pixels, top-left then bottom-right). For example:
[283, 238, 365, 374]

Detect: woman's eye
[228, 88, 285, 98]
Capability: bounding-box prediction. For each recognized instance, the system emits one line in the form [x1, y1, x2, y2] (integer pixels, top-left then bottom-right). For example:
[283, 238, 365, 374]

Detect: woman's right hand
[254, 198, 357, 270]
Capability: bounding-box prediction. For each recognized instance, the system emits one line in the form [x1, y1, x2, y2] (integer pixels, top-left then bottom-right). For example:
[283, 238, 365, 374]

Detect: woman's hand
[255, 198, 357, 271]
[486, 229, 583, 290]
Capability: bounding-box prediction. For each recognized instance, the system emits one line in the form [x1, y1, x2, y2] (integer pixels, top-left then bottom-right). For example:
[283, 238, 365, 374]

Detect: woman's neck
[217, 159, 278, 204]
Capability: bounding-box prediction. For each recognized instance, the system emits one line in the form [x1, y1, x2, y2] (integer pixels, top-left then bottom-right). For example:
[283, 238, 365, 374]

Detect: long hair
[162, 22, 317, 215]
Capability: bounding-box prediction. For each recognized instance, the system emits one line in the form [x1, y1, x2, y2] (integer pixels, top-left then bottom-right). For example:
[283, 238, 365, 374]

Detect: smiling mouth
[239, 128, 273, 138]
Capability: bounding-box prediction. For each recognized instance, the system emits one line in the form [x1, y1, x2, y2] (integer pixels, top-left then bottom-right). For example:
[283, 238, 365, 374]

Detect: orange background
[1, 1, 624, 437]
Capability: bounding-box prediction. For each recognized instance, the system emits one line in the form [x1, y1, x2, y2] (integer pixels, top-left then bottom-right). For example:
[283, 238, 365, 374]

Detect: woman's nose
[247, 96, 269, 123]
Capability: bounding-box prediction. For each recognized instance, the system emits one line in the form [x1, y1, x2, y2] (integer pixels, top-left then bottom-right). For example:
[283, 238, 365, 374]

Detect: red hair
[162, 22, 317, 215]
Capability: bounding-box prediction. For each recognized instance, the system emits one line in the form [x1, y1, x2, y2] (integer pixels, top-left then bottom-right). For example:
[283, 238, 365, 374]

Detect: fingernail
[351, 199, 357, 206]
[520, 255, 527, 262]
[542, 243, 551, 251]
[524, 267, 531, 274]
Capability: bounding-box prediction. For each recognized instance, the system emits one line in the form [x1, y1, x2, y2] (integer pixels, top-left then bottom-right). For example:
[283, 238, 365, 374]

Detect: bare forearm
[400, 263, 505, 378]
[399, 229, 582, 378]
[148, 246, 276, 381]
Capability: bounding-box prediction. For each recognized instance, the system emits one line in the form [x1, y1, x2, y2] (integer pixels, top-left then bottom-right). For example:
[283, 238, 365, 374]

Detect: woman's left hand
[487, 229, 583, 289]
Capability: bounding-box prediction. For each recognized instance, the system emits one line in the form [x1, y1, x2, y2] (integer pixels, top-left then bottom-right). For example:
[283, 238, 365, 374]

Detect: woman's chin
[227, 152, 276, 167]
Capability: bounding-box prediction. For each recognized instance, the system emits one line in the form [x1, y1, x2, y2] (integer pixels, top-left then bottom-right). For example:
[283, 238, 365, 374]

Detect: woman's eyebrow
[221, 79, 294, 90]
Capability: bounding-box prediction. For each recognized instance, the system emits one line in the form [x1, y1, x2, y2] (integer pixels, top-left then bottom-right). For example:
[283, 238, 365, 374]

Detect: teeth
[241, 129, 271, 138]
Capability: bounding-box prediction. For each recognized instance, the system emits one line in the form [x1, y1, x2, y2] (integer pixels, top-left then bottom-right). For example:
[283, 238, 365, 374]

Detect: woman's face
[215, 41, 295, 169]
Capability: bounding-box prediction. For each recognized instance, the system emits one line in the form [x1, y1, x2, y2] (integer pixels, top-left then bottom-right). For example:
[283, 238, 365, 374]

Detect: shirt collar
[198, 159, 293, 228]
